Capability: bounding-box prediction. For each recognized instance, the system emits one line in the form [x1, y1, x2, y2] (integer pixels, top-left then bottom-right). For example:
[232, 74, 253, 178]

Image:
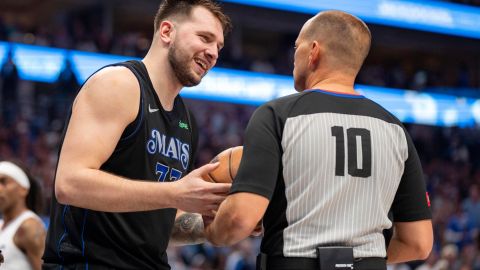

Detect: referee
[205, 10, 433, 270]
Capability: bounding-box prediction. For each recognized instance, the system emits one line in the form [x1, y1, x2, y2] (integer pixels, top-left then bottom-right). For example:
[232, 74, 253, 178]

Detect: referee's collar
[304, 89, 364, 98]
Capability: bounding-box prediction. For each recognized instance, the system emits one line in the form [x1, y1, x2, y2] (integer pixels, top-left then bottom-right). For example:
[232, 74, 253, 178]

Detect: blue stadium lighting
[70, 50, 138, 84]
[12, 43, 67, 83]
[220, 0, 480, 39]
[356, 85, 477, 127]
[183, 67, 294, 106]
[3, 42, 480, 127]
[0, 42, 9, 66]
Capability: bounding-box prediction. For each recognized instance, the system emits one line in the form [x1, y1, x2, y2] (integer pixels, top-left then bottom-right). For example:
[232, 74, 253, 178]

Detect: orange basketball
[203, 146, 263, 234]
[203, 146, 243, 183]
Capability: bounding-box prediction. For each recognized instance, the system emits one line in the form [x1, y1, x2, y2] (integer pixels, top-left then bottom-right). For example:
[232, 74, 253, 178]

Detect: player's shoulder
[75, 64, 141, 110]
[18, 216, 45, 232]
[83, 65, 138, 93]
[15, 217, 45, 242]
[14, 216, 45, 251]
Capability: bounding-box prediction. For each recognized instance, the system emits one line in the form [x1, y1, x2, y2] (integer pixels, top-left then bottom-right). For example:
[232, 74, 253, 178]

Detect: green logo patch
[179, 120, 189, 130]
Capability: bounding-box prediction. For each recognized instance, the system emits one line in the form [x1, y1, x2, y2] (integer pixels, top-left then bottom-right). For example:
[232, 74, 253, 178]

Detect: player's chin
[193, 67, 208, 81]
[183, 74, 202, 87]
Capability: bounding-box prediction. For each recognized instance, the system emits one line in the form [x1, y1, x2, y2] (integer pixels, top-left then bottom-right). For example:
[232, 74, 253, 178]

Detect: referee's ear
[308, 40, 323, 70]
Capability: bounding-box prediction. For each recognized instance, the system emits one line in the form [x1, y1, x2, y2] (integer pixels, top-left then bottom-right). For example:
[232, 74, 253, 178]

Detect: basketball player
[205, 10, 433, 270]
[0, 161, 46, 270]
[42, 1, 232, 269]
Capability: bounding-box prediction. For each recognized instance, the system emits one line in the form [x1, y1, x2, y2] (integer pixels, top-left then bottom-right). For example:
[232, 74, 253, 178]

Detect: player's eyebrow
[198, 31, 224, 49]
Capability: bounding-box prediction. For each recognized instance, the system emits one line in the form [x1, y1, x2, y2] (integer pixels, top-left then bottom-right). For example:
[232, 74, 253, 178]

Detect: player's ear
[158, 20, 176, 45]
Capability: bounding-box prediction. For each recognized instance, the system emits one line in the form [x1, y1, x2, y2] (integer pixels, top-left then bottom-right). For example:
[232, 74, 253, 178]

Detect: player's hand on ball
[173, 163, 231, 216]
[202, 146, 243, 183]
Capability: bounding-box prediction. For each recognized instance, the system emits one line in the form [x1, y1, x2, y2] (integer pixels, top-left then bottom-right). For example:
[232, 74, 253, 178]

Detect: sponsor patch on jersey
[178, 120, 189, 130]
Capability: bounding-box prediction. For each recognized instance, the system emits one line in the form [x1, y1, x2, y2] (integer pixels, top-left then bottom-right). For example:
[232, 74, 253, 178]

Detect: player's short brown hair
[154, 0, 232, 35]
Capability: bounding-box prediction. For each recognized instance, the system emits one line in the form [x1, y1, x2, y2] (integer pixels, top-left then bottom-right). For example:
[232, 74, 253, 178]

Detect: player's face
[293, 27, 309, 91]
[0, 175, 25, 212]
[169, 6, 224, 87]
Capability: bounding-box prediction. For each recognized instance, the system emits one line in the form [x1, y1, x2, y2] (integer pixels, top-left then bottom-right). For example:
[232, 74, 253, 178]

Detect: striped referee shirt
[230, 89, 431, 259]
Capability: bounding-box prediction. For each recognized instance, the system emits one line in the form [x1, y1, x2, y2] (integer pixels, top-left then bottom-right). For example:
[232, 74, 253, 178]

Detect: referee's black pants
[256, 255, 387, 270]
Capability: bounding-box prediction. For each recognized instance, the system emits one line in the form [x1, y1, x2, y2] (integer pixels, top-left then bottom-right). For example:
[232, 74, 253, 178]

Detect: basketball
[203, 146, 243, 183]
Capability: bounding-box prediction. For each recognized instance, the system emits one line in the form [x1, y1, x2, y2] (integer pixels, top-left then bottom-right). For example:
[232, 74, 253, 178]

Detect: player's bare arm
[55, 66, 231, 214]
[169, 210, 206, 246]
[205, 192, 268, 246]
[387, 220, 433, 263]
[14, 218, 46, 270]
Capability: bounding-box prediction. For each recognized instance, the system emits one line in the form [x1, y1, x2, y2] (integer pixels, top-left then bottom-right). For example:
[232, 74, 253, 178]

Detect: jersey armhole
[113, 61, 145, 145]
[119, 89, 144, 142]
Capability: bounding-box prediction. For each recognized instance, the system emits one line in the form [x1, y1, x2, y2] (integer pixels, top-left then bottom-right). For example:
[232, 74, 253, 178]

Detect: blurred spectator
[224, 240, 256, 270]
[0, 51, 19, 122]
[439, 244, 460, 270]
[444, 202, 477, 250]
[463, 185, 480, 229]
[415, 250, 441, 270]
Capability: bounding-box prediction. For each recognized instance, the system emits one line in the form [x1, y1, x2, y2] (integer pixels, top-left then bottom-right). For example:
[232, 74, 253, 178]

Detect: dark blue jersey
[43, 60, 198, 269]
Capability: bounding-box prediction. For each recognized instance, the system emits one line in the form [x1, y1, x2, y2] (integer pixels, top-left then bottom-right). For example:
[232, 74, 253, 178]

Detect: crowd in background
[1, 1, 480, 269]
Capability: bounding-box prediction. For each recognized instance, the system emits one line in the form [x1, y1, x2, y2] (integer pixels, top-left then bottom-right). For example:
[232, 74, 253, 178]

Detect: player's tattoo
[170, 213, 205, 245]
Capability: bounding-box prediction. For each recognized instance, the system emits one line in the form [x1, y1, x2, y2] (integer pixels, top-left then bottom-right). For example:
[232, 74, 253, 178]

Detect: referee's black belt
[256, 254, 386, 270]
